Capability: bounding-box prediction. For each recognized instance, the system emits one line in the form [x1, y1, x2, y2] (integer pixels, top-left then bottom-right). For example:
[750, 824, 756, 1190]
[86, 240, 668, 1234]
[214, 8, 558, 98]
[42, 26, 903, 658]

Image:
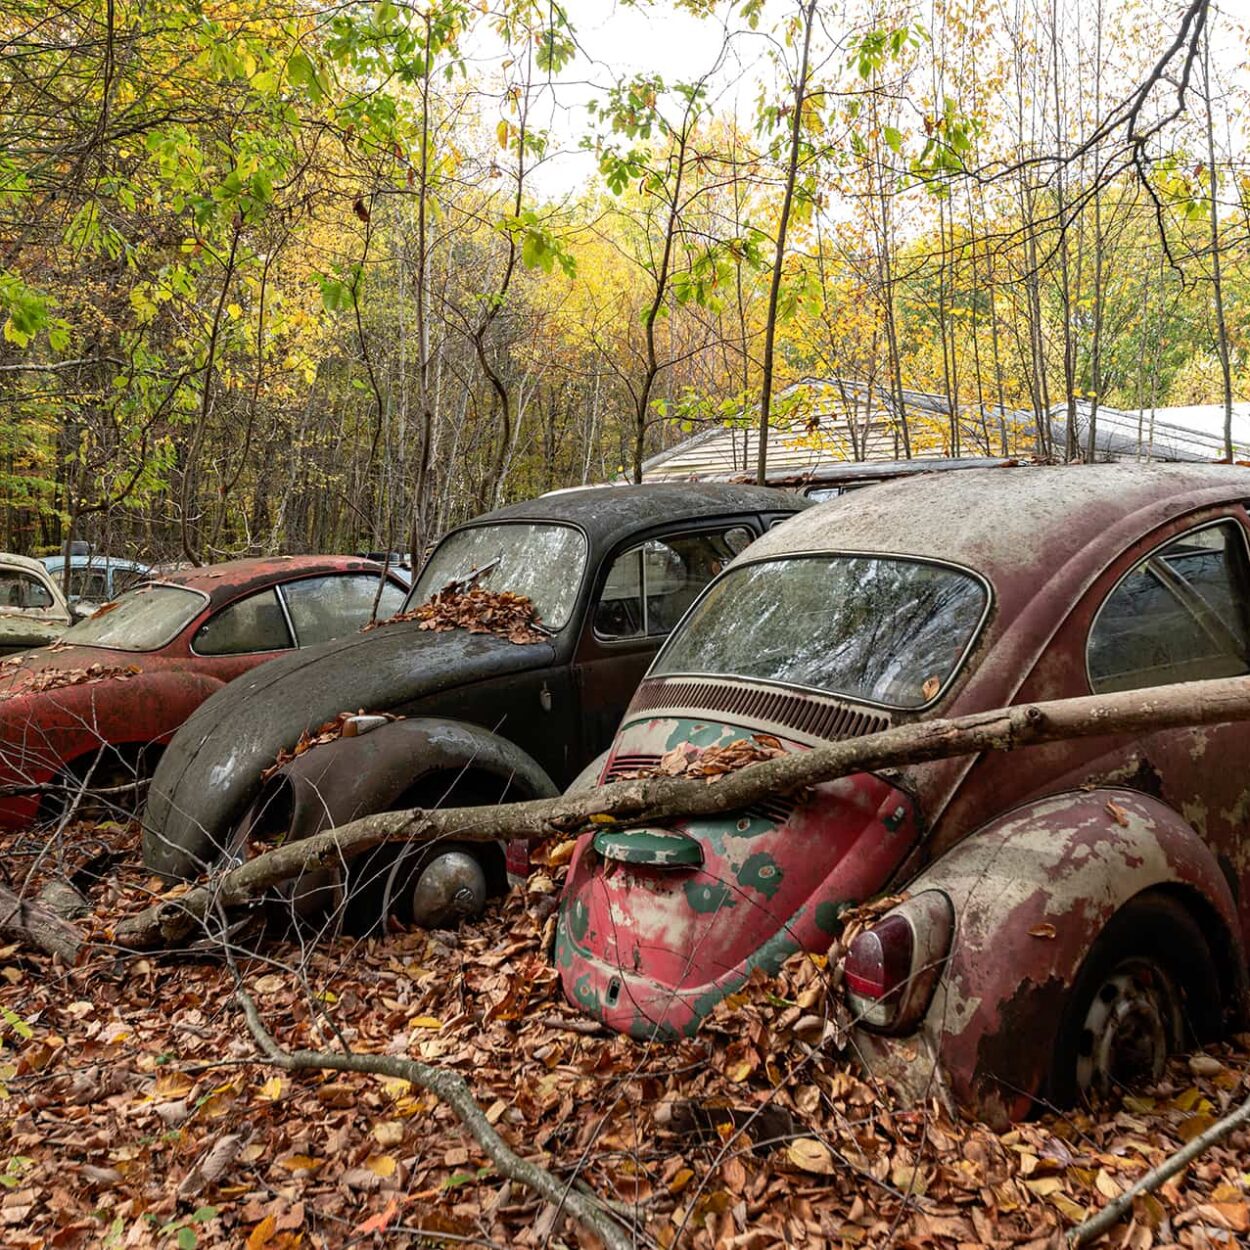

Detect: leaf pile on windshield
[259, 710, 398, 784]
[612, 734, 786, 783]
[0, 662, 142, 701]
[360, 586, 545, 645]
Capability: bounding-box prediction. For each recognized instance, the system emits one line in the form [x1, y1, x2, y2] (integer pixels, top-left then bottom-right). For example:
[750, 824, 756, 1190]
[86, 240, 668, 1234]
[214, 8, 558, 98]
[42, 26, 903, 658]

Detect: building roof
[639, 378, 1249, 484]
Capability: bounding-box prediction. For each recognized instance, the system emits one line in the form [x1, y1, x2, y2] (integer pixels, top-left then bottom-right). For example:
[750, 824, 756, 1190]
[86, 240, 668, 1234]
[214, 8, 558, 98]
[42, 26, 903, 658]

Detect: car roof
[0, 552, 56, 578]
[747, 463, 1250, 576]
[42, 554, 148, 571]
[145, 555, 392, 611]
[461, 483, 807, 552]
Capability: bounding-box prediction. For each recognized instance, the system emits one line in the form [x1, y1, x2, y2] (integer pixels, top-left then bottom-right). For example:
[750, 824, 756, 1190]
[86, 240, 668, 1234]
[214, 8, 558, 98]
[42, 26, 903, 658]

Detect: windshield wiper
[439, 554, 501, 597]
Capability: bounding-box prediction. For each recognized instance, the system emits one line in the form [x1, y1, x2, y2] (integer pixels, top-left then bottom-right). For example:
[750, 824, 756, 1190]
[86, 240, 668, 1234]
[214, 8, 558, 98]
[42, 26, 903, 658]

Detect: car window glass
[113, 569, 147, 594]
[69, 569, 109, 600]
[595, 528, 755, 642]
[0, 571, 53, 610]
[1088, 522, 1250, 694]
[655, 554, 987, 707]
[281, 574, 406, 646]
[410, 523, 586, 630]
[194, 588, 293, 655]
[65, 585, 205, 650]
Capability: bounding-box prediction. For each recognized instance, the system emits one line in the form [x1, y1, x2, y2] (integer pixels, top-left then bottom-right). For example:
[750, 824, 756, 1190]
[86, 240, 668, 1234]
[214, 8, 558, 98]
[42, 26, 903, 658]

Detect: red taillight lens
[505, 840, 530, 879]
[844, 914, 915, 1025]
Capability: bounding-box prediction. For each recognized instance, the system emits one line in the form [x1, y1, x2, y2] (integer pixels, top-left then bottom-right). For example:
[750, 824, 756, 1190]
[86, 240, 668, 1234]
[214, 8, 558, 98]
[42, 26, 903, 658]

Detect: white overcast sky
[476, 0, 774, 196]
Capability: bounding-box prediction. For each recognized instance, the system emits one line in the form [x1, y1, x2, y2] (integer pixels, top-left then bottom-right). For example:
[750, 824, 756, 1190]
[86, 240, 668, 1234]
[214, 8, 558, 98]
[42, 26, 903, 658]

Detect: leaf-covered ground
[2, 823, 1249, 1250]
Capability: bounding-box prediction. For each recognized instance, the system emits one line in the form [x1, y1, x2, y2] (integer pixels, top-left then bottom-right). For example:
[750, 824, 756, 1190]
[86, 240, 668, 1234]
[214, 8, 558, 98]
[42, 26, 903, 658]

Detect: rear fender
[855, 788, 1245, 1125]
[238, 716, 557, 848]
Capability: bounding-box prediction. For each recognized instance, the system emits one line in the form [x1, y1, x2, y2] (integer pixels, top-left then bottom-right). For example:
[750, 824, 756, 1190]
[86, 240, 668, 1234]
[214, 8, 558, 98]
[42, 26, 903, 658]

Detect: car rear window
[63, 585, 206, 651]
[653, 554, 988, 709]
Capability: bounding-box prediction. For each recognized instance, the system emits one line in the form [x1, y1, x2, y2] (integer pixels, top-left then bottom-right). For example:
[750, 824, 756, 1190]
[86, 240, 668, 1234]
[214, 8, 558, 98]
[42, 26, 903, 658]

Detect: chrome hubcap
[409, 850, 487, 928]
[1076, 960, 1178, 1095]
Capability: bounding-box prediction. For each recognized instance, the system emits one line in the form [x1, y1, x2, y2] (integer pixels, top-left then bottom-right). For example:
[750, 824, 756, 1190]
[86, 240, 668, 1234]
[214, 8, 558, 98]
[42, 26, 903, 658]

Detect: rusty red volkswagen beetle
[557, 463, 1250, 1122]
[0, 556, 405, 828]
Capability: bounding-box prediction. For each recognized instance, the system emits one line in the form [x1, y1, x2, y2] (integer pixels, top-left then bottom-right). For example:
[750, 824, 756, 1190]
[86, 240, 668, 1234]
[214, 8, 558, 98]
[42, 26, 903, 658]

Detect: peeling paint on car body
[558, 464, 1250, 1117]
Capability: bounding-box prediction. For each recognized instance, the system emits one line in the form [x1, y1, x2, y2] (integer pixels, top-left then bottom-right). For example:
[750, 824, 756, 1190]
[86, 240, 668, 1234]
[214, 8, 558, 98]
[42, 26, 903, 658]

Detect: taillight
[843, 891, 954, 1033]
[505, 840, 530, 879]
[845, 914, 914, 1026]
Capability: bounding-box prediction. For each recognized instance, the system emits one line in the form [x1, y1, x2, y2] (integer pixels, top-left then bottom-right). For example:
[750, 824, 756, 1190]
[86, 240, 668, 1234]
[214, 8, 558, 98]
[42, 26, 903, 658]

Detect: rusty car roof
[150, 555, 388, 610]
[745, 463, 1250, 574]
[467, 483, 808, 550]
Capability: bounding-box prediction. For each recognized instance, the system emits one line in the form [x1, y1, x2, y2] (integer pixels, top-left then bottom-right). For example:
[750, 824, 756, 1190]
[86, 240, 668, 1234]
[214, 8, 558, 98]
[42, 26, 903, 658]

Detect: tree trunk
[755, 0, 816, 484]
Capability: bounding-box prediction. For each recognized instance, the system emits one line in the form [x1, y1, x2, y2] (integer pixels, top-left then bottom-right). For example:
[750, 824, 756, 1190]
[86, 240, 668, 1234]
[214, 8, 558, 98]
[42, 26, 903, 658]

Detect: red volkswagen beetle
[0, 556, 405, 829]
[558, 464, 1250, 1122]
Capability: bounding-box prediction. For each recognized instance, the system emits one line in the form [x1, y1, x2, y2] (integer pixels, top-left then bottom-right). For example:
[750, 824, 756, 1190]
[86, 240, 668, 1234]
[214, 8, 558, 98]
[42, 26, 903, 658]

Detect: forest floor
[1, 820, 1248, 1250]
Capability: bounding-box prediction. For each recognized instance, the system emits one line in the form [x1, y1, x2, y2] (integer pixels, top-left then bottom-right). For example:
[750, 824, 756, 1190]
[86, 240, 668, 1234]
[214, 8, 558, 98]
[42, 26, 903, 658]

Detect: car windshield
[62, 584, 206, 651]
[406, 523, 587, 630]
[653, 554, 988, 709]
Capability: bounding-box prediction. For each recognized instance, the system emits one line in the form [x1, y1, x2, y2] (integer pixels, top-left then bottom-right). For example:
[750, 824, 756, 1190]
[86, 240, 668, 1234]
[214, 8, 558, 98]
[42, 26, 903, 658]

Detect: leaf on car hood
[611, 734, 787, 783]
[360, 586, 545, 645]
[0, 662, 142, 701]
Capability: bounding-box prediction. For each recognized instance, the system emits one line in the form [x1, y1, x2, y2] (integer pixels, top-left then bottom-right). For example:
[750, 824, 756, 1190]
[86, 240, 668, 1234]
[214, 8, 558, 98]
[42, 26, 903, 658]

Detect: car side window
[194, 588, 294, 655]
[113, 569, 147, 594]
[280, 574, 406, 646]
[595, 527, 755, 642]
[0, 572, 53, 609]
[1088, 521, 1250, 693]
[69, 569, 108, 600]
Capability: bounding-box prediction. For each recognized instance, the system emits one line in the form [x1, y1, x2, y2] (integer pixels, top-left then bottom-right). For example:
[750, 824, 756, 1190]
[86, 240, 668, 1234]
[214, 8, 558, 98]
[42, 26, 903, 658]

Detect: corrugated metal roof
[640, 379, 1240, 482]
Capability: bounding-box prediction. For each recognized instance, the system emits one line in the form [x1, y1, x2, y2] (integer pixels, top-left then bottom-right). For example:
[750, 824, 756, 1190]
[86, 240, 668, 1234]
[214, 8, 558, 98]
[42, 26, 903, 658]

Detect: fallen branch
[235, 988, 632, 1250]
[0, 884, 83, 961]
[1069, 1090, 1250, 1245]
[121, 673, 1250, 949]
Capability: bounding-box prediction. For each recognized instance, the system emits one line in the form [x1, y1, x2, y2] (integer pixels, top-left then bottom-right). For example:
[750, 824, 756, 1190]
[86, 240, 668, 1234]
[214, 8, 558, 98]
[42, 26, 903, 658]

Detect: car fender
[235, 716, 558, 851]
[0, 669, 227, 828]
[566, 749, 611, 797]
[855, 787, 1245, 1125]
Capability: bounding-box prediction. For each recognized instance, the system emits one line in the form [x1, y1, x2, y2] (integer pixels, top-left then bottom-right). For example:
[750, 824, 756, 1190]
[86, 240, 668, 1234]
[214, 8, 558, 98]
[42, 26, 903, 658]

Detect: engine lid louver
[626, 677, 891, 745]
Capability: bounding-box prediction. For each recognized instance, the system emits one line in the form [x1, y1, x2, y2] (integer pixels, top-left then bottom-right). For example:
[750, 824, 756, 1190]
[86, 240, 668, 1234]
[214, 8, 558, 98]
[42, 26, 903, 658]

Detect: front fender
[236, 717, 558, 850]
[0, 670, 225, 830]
[855, 787, 1245, 1125]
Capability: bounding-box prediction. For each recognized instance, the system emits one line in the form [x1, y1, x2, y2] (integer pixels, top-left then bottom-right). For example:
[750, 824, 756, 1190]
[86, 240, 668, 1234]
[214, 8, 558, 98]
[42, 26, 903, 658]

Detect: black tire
[1049, 892, 1221, 1106]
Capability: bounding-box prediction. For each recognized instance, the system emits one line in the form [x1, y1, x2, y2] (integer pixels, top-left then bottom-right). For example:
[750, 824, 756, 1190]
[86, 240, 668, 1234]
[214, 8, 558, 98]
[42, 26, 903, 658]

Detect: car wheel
[344, 841, 488, 934]
[1049, 893, 1219, 1106]
[385, 845, 488, 929]
[43, 744, 162, 826]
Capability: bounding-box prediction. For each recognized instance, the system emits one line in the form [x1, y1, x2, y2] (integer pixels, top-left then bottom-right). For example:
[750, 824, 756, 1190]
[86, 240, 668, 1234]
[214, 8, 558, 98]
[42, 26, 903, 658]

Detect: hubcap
[409, 851, 487, 929]
[1075, 959, 1179, 1095]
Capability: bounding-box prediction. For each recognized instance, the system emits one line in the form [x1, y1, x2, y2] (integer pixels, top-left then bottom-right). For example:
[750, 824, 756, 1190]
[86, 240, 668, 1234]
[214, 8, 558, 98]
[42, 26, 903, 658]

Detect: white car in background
[0, 554, 75, 655]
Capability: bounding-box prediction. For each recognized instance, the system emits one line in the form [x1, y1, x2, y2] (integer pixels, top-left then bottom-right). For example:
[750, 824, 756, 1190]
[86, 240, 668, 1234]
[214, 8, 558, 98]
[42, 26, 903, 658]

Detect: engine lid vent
[627, 677, 891, 745]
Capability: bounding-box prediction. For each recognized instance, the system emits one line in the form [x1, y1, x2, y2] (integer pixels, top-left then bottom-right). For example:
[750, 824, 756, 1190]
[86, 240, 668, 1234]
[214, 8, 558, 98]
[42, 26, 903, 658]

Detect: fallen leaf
[787, 1138, 834, 1175]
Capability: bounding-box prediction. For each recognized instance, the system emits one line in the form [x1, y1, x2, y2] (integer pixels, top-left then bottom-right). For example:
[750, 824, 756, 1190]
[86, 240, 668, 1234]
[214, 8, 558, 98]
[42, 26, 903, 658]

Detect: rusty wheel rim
[1075, 959, 1180, 1096]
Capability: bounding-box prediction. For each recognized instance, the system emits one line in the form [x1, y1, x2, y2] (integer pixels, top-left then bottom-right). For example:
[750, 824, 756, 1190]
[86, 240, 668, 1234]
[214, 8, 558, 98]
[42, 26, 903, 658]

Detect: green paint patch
[565, 896, 590, 944]
[662, 718, 743, 751]
[683, 879, 735, 914]
[815, 900, 846, 935]
[572, 974, 599, 1013]
[737, 852, 783, 899]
